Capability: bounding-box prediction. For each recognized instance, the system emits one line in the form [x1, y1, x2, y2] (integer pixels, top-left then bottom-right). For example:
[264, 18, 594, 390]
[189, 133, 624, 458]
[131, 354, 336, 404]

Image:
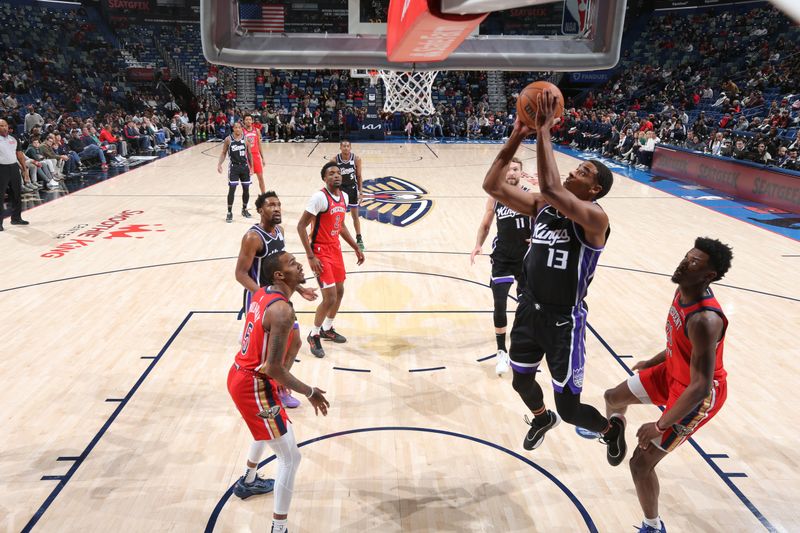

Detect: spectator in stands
[709, 132, 725, 156]
[637, 131, 659, 169]
[124, 120, 151, 152]
[685, 131, 705, 151]
[70, 129, 108, 170]
[41, 134, 70, 176]
[99, 123, 126, 161]
[23, 139, 58, 190]
[731, 139, 750, 160]
[751, 142, 773, 165]
[774, 145, 789, 167]
[24, 106, 44, 135]
[3, 92, 18, 109]
[782, 149, 798, 170]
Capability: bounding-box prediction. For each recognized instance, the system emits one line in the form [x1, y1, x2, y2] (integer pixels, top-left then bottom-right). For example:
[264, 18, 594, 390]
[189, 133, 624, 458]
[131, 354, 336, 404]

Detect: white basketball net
[378, 70, 439, 116]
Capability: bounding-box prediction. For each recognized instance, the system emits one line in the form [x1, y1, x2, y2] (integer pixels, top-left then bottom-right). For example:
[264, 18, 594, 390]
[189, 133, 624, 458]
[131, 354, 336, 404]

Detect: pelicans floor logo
[359, 176, 433, 227]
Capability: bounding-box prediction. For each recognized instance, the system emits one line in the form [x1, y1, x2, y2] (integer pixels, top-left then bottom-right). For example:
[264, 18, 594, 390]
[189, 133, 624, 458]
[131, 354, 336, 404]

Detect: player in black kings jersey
[217, 122, 253, 223]
[330, 139, 365, 251]
[482, 91, 625, 465]
[471, 156, 531, 377]
[234, 191, 318, 409]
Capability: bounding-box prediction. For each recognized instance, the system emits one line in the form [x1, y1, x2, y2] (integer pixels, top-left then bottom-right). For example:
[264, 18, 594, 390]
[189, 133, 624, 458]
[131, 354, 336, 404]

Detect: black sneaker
[242, 208, 252, 218]
[10, 218, 29, 225]
[226, 212, 233, 223]
[307, 332, 325, 358]
[523, 410, 561, 450]
[233, 475, 274, 499]
[603, 414, 627, 466]
[320, 327, 347, 343]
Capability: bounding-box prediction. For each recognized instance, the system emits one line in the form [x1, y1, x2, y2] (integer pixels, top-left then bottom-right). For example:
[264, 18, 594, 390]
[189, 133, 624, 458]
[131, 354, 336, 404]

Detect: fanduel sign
[569, 71, 612, 83]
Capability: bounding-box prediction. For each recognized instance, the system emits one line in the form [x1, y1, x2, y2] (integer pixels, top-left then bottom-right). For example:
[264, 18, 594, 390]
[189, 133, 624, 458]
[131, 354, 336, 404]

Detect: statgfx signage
[42, 210, 165, 258]
[359, 176, 433, 227]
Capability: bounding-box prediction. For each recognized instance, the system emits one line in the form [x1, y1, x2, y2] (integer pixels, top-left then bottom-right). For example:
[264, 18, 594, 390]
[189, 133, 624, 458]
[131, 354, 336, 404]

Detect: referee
[0, 118, 30, 231]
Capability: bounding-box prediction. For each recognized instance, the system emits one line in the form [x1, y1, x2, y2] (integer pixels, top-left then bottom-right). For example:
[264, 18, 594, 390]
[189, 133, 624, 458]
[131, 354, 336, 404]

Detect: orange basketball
[516, 81, 564, 128]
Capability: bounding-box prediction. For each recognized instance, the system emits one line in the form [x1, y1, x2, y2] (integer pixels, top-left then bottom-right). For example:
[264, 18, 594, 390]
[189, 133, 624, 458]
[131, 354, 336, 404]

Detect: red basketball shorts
[227, 364, 290, 441]
[629, 362, 726, 452]
[313, 242, 346, 288]
[251, 153, 263, 175]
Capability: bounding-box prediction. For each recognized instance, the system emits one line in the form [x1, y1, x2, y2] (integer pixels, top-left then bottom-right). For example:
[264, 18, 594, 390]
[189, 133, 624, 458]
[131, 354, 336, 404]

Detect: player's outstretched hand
[534, 91, 558, 130]
[297, 286, 319, 301]
[355, 248, 365, 265]
[470, 245, 481, 265]
[308, 387, 330, 416]
[513, 117, 534, 139]
[309, 256, 323, 277]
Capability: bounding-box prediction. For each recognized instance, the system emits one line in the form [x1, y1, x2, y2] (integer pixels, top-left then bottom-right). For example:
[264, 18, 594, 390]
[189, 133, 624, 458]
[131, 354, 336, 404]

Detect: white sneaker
[495, 349, 510, 376]
[47, 180, 60, 190]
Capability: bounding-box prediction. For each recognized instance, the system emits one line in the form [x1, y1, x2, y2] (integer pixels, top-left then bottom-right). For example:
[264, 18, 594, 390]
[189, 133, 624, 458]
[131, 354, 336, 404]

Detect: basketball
[516, 81, 565, 128]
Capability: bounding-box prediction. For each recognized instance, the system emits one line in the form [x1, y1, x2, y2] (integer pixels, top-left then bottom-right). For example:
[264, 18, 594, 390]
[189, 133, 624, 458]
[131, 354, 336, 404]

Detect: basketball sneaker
[242, 208, 252, 218]
[523, 410, 561, 450]
[280, 390, 301, 408]
[320, 327, 347, 343]
[307, 332, 325, 358]
[637, 520, 666, 533]
[226, 212, 233, 223]
[233, 475, 274, 499]
[602, 414, 627, 466]
[495, 349, 510, 376]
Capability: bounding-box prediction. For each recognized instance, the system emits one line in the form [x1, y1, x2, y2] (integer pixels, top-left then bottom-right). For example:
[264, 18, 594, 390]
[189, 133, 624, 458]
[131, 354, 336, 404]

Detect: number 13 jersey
[523, 204, 610, 307]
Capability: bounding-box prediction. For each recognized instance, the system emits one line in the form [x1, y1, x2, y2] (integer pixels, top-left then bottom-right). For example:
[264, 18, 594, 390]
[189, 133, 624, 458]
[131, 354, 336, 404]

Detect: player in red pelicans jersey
[297, 162, 365, 358]
[604, 237, 733, 533]
[227, 251, 329, 533]
[244, 115, 266, 194]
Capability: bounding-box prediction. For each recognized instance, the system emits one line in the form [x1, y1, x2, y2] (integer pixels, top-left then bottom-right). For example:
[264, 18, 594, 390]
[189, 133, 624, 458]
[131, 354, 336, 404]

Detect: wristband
[654, 420, 666, 434]
[305, 387, 315, 399]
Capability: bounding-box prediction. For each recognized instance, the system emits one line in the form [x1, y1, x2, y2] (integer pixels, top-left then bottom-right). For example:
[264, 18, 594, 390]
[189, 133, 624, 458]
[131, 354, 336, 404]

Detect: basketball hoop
[378, 70, 439, 116]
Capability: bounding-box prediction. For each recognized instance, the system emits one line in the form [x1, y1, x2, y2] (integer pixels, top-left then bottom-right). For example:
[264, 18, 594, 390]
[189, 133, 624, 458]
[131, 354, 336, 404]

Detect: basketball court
[2, 0, 800, 531]
[1, 139, 798, 532]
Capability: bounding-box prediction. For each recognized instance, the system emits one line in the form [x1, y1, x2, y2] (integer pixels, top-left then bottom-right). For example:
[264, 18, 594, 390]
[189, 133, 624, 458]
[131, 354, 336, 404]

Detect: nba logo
[562, 0, 590, 36]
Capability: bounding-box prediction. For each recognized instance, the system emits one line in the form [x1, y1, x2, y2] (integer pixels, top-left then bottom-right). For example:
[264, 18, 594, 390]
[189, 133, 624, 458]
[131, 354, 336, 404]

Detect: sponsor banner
[126, 67, 170, 81]
[654, 0, 762, 10]
[104, 0, 153, 12]
[652, 145, 800, 214]
[568, 71, 613, 83]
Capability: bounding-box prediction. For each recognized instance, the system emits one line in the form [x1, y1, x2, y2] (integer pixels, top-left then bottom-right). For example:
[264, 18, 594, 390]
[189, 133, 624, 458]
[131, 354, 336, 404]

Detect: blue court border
[203, 426, 598, 532]
[21, 271, 778, 531]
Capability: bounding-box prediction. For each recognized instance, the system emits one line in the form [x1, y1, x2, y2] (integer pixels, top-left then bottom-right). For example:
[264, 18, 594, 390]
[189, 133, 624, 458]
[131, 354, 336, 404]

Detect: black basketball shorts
[229, 165, 251, 185]
[508, 293, 589, 394]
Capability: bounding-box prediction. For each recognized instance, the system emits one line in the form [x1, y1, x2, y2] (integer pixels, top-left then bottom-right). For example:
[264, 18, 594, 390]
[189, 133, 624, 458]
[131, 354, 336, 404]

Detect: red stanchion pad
[386, 0, 488, 63]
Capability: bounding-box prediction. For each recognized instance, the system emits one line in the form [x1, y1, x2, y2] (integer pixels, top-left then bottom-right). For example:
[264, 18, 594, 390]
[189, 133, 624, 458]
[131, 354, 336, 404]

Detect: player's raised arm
[534, 91, 609, 242]
[482, 124, 542, 217]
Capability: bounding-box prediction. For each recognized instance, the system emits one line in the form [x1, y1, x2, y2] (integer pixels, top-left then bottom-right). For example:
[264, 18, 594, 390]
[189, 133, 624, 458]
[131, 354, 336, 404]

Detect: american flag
[239, 3, 285, 33]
